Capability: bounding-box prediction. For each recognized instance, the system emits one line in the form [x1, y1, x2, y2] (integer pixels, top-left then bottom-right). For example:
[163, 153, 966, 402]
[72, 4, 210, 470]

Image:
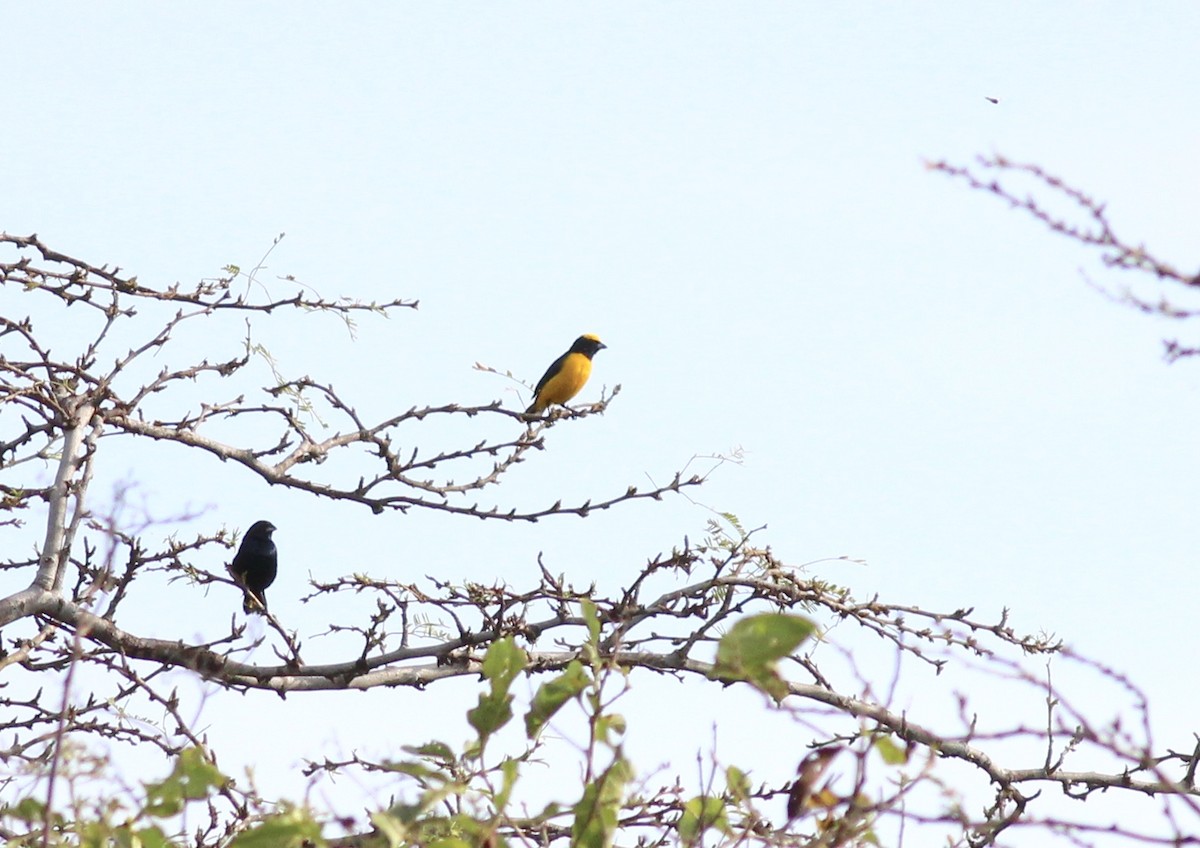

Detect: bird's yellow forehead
[581, 333, 602, 343]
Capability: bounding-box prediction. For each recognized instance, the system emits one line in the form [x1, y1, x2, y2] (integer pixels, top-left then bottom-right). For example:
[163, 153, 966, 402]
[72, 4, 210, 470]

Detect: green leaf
[401, 741, 456, 763]
[143, 747, 227, 817]
[571, 757, 632, 848]
[678, 796, 730, 845]
[427, 840, 472, 848]
[494, 757, 520, 811]
[229, 807, 323, 847]
[712, 613, 815, 700]
[143, 778, 182, 817]
[468, 691, 514, 744]
[386, 760, 442, 781]
[175, 747, 227, 799]
[468, 638, 527, 754]
[384, 802, 427, 825]
[725, 766, 751, 800]
[873, 734, 908, 765]
[580, 599, 602, 666]
[3, 797, 47, 822]
[595, 713, 626, 744]
[525, 660, 589, 738]
[80, 821, 114, 848]
[581, 599, 601, 643]
[482, 637, 527, 694]
[134, 826, 172, 848]
[113, 825, 171, 848]
[369, 810, 410, 847]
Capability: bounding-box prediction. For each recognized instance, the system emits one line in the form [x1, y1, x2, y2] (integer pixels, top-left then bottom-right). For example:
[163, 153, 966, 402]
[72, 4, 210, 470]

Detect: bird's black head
[246, 520, 276, 537]
[571, 334, 607, 358]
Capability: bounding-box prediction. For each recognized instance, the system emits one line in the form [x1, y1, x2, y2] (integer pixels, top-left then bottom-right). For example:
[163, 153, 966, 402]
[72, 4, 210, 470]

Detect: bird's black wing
[534, 351, 570, 396]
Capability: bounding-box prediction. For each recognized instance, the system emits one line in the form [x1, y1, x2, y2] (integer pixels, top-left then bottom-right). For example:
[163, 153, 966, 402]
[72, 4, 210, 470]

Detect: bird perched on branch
[228, 520, 278, 613]
[526, 334, 607, 416]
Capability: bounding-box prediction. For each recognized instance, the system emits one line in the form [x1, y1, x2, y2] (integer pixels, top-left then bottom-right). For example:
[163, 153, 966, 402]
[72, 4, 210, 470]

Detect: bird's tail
[242, 590, 267, 614]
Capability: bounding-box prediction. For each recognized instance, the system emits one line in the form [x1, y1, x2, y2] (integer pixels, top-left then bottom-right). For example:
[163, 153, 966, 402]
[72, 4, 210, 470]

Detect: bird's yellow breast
[535, 352, 593, 410]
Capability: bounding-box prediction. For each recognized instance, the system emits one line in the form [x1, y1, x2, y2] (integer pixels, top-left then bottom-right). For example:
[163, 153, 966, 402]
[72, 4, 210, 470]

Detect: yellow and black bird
[526, 334, 607, 416]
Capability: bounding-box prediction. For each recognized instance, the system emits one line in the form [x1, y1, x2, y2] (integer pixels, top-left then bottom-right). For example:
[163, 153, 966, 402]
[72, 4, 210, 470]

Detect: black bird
[228, 520, 278, 613]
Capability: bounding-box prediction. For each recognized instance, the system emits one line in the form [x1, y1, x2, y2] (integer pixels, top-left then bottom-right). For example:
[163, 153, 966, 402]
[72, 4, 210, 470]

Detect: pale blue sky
[4, 2, 1200, 835]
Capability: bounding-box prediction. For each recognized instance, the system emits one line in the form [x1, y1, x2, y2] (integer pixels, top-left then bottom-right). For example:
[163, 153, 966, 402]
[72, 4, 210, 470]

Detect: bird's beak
[599, 342, 608, 350]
